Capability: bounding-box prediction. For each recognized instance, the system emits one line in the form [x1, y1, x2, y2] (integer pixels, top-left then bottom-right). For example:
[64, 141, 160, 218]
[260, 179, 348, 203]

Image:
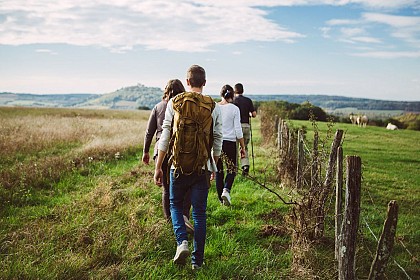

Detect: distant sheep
[357, 115, 368, 127]
[386, 123, 398, 130]
[349, 114, 357, 125]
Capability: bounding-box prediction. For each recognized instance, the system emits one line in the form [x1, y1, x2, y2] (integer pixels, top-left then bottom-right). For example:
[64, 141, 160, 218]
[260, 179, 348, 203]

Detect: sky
[1, 0, 420, 101]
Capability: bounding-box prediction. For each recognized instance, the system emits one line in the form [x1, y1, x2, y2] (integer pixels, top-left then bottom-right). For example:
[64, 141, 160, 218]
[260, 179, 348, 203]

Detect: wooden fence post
[296, 129, 304, 189]
[368, 200, 399, 280]
[288, 128, 293, 159]
[338, 155, 362, 280]
[277, 118, 282, 149]
[311, 130, 319, 189]
[335, 146, 344, 260]
[283, 122, 289, 156]
[315, 129, 344, 238]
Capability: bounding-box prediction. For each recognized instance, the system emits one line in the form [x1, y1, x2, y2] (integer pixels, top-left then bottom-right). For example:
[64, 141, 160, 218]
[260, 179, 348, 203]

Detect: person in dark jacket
[233, 83, 256, 176]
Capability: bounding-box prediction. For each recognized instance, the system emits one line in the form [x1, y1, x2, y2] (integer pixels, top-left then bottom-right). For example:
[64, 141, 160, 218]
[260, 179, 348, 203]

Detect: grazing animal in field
[360, 115, 368, 127]
[386, 123, 398, 130]
[349, 113, 357, 125]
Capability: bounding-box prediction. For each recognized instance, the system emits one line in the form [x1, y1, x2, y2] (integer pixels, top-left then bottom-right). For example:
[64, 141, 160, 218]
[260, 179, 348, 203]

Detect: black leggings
[215, 140, 237, 202]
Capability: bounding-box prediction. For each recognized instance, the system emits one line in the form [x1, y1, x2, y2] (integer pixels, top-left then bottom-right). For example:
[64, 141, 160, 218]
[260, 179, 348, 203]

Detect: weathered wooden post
[338, 155, 362, 280]
[283, 122, 289, 156]
[288, 128, 293, 159]
[368, 200, 399, 280]
[274, 115, 279, 134]
[311, 130, 319, 189]
[296, 129, 304, 189]
[277, 118, 282, 149]
[315, 129, 344, 238]
[335, 146, 344, 260]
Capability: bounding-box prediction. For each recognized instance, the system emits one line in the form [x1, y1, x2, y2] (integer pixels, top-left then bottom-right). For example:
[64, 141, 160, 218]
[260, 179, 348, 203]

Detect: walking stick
[249, 116, 255, 174]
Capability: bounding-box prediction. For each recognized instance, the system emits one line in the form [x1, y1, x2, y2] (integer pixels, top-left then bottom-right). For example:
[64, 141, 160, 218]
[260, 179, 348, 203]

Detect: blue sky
[1, 0, 419, 101]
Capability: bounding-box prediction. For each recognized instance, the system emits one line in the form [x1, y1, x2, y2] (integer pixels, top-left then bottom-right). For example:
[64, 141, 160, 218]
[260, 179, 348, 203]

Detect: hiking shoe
[173, 240, 190, 265]
[221, 188, 231, 206]
[183, 215, 194, 235]
[242, 165, 249, 176]
[192, 264, 202, 271]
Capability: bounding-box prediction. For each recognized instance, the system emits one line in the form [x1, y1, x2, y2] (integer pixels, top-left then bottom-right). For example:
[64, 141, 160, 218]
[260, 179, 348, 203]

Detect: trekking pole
[249, 116, 255, 174]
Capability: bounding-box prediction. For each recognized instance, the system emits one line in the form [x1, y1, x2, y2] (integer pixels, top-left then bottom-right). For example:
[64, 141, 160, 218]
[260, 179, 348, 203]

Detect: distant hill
[0, 84, 163, 110]
[0, 93, 99, 108]
[1, 86, 419, 112]
[77, 84, 162, 110]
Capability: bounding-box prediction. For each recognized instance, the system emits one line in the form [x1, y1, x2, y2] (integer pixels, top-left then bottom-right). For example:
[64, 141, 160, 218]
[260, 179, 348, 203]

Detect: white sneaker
[173, 240, 190, 265]
[183, 215, 194, 235]
[192, 264, 202, 270]
[221, 189, 231, 206]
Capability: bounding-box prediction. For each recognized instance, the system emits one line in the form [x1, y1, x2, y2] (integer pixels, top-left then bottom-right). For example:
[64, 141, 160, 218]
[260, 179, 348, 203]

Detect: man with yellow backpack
[154, 65, 223, 270]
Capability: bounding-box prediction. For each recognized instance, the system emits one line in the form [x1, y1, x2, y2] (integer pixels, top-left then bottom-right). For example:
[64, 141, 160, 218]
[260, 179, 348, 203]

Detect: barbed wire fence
[259, 110, 416, 279]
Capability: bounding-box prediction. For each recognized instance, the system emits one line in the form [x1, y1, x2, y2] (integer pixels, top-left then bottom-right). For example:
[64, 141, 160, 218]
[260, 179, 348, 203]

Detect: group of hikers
[142, 65, 256, 270]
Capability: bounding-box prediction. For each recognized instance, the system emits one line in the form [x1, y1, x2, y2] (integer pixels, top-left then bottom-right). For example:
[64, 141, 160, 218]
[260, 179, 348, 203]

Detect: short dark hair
[220, 84, 234, 100]
[163, 79, 185, 99]
[234, 83, 244, 94]
[187, 65, 206, 88]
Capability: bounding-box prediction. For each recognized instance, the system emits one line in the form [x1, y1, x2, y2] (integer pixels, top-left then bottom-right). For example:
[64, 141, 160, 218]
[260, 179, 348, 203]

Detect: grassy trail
[1, 112, 293, 279]
[1, 108, 418, 279]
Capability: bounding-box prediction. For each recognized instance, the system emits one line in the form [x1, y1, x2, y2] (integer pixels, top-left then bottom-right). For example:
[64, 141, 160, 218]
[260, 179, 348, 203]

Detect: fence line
[269, 116, 413, 279]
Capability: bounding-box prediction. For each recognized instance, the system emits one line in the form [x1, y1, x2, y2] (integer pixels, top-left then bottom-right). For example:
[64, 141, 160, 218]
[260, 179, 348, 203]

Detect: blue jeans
[169, 170, 210, 266]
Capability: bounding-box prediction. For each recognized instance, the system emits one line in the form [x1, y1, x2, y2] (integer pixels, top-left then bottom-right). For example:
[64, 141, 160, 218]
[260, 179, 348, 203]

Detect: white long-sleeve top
[219, 103, 243, 142]
[157, 97, 223, 172]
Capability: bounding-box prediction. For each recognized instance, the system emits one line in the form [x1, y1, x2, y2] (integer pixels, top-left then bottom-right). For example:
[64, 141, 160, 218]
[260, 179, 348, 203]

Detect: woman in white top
[216, 85, 246, 206]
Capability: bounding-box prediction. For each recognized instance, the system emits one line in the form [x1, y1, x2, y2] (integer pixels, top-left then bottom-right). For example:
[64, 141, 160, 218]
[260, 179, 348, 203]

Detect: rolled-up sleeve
[212, 103, 223, 157]
[157, 99, 174, 153]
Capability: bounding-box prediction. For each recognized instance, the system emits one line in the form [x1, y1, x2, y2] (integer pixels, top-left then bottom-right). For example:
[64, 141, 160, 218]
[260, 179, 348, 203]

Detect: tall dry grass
[0, 107, 150, 206]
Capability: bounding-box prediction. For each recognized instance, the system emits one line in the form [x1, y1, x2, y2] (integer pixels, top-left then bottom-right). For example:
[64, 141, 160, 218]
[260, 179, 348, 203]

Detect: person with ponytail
[216, 84, 246, 206]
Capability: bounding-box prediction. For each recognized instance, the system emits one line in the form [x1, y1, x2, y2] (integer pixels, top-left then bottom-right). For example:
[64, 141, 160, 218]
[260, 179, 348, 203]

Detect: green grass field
[0, 107, 418, 279]
[288, 119, 419, 279]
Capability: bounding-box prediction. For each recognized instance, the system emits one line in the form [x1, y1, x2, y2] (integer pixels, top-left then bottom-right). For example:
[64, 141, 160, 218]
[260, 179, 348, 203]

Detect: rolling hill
[1, 85, 419, 112]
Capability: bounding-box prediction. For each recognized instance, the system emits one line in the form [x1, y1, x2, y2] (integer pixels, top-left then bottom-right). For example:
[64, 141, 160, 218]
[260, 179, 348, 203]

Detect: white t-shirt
[219, 103, 243, 142]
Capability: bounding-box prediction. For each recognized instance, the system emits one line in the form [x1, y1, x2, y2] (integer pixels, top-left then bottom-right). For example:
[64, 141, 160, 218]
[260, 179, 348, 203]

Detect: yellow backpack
[168, 91, 215, 175]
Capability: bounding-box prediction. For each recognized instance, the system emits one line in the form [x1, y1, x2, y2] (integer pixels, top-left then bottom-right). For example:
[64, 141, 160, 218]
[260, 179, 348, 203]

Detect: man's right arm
[249, 98, 256, 118]
[153, 149, 166, 186]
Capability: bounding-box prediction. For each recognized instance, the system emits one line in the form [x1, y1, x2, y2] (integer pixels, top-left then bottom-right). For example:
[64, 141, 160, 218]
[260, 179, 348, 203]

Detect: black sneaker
[242, 165, 249, 176]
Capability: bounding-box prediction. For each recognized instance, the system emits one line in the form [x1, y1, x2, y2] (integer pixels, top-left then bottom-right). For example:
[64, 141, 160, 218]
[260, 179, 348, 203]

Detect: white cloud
[320, 27, 331, 38]
[327, 19, 361, 26]
[326, 11, 420, 51]
[348, 0, 419, 9]
[351, 36, 382, 43]
[35, 49, 58, 55]
[195, 0, 419, 9]
[363, 13, 420, 28]
[351, 50, 420, 58]
[2, 0, 417, 52]
[340, 27, 365, 37]
[0, 0, 304, 52]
